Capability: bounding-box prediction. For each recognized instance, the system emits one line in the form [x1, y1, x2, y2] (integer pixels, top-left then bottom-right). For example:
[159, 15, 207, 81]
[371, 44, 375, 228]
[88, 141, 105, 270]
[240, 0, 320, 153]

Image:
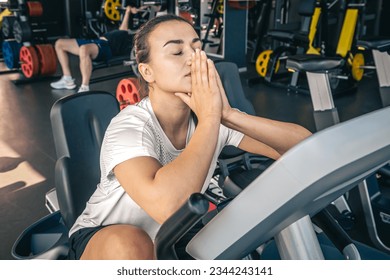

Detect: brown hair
[134, 14, 193, 96]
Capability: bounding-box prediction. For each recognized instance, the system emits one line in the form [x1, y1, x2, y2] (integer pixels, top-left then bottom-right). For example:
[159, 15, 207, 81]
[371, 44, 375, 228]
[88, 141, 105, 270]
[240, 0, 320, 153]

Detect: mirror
[199, 0, 224, 59]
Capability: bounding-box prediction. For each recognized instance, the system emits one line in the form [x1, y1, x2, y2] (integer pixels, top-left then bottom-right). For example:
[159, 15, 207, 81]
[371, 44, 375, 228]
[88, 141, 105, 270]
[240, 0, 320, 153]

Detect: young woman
[67, 14, 312, 260]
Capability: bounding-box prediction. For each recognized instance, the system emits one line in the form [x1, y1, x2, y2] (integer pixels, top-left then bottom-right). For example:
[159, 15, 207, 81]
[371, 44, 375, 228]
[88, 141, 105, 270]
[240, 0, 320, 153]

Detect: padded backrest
[215, 61, 256, 158]
[298, 0, 317, 16]
[215, 61, 256, 116]
[298, 0, 317, 34]
[50, 91, 120, 228]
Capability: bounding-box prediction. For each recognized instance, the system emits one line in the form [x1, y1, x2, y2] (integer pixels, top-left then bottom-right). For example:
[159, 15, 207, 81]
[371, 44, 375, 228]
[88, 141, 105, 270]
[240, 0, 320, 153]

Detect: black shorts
[68, 226, 104, 260]
[75, 39, 112, 62]
[67, 221, 204, 260]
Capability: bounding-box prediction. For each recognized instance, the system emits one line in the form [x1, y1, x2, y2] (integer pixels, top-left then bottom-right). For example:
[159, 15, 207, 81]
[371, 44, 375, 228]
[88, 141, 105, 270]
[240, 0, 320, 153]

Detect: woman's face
[145, 20, 202, 94]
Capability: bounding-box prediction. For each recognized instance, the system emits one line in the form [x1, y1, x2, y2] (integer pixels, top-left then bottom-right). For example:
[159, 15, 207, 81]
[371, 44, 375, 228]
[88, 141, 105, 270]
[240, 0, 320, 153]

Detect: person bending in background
[50, 6, 136, 93]
[67, 14, 312, 260]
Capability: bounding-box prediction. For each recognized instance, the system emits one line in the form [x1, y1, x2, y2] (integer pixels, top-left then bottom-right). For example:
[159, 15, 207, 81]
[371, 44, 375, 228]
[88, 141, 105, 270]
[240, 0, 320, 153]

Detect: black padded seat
[357, 37, 390, 52]
[266, 30, 310, 45]
[286, 54, 345, 73]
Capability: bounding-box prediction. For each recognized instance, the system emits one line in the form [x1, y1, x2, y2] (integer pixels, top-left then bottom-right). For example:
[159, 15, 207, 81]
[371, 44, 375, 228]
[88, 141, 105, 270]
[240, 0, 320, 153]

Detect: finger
[200, 51, 208, 87]
[207, 59, 218, 90]
[195, 49, 202, 86]
[191, 51, 196, 89]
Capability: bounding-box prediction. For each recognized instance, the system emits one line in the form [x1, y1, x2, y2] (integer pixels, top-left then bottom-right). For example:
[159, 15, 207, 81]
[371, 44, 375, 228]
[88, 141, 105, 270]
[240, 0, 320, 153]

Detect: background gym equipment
[89, 47, 139, 85]
[1, 39, 21, 69]
[103, 0, 167, 22]
[256, 0, 320, 80]
[5, 0, 66, 44]
[286, 53, 390, 255]
[155, 106, 390, 259]
[116, 77, 140, 110]
[12, 91, 120, 259]
[19, 43, 57, 79]
[357, 37, 390, 107]
[1, 14, 16, 39]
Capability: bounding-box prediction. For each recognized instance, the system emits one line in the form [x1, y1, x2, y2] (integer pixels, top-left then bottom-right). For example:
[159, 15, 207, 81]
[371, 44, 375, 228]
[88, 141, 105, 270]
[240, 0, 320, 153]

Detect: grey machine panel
[187, 107, 390, 259]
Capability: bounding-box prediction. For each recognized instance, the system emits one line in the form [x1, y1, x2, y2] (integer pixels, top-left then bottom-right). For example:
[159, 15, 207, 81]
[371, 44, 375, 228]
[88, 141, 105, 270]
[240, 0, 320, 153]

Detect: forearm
[223, 110, 312, 155]
[119, 9, 131, 30]
[151, 120, 220, 222]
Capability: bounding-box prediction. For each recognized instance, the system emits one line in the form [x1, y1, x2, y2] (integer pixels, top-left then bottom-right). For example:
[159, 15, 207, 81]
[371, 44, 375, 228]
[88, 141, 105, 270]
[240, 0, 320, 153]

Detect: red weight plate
[35, 44, 57, 76]
[116, 78, 140, 110]
[228, 0, 256, 10]
[19, 45, 40, 78]
[27, 1, 43, 17]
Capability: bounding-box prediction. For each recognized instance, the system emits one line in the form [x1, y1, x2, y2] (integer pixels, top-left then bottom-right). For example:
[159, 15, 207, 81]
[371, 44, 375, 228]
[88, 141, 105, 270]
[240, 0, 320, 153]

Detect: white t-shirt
[69, 97, 244, 240]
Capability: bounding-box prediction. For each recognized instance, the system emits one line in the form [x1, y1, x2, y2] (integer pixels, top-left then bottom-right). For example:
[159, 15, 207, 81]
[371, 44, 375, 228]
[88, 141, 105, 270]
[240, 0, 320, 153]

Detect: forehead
[149, 20, 198, 47]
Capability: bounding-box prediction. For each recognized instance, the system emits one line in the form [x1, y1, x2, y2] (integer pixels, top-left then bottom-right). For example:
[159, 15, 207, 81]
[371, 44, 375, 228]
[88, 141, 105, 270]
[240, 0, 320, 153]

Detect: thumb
[175, 92, 191, 107]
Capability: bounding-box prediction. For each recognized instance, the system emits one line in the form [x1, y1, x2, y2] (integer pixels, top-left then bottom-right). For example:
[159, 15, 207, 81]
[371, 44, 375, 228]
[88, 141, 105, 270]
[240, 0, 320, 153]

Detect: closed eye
[173, 51, 183, 56]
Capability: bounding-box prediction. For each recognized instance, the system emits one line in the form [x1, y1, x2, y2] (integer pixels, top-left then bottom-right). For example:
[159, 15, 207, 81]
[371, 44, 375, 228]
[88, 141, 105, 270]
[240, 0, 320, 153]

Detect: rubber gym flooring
[0, 56, 384, 260]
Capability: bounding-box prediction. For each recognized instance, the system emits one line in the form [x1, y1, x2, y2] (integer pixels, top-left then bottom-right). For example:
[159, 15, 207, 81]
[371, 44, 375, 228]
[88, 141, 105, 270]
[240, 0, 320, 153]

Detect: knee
[95, 225, 154, 260]
[54, 39, 64, 51]
[113, 226, 154, 260]
[79, 45, 93, 60]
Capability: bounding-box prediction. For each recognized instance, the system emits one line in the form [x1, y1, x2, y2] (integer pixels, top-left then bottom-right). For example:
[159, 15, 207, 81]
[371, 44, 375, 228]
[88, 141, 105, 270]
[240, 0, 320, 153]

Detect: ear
[138, 63, 154, 83]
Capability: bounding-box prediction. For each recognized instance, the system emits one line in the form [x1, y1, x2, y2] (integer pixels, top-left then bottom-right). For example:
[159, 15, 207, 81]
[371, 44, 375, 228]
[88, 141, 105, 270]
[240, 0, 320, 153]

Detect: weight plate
[35, 44, 57, 76]
[255, 50, 280, 78]
[13, 20, 32, 43]
[217, 0, 224, 14]
[228, 0, 256, 10]
[351, 53, 364, 81]
[27, 1, 43, 17]
[2, 16, 16, 38]
[116, 78, 140, 110]
[2, 39, 22, 69]
[104, 0, 121, 21]
[20, 45, 40, 78]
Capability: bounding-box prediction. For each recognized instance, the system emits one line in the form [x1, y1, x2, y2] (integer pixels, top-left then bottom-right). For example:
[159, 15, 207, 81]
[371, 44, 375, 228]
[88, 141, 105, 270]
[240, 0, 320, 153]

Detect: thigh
[80, 224, 154, 260]
[56, 38, 81, 56]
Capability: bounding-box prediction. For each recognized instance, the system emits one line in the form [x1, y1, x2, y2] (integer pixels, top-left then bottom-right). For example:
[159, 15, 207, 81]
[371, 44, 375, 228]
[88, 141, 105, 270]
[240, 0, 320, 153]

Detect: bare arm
[114, 50, 223, 224]
[224, 110, 311, 157]
[119, 6, 133, 30]
[216, 68, 312, 157]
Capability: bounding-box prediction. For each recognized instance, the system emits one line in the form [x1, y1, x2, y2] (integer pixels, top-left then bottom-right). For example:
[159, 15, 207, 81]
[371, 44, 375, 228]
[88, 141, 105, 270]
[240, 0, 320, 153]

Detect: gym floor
[0, 55, 384, 259]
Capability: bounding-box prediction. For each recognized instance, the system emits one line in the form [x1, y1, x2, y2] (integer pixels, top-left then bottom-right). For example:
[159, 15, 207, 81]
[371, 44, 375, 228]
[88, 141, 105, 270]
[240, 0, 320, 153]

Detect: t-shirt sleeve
[100, 107, 158, 178]
[223, 124, 244, 147]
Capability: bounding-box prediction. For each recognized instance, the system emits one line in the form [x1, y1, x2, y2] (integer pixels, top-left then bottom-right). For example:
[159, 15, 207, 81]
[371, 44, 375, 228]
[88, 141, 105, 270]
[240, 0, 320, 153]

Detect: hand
[214, 69, 235, 123]
[175, 49, 222, 123]
[125, 5, 138, 14]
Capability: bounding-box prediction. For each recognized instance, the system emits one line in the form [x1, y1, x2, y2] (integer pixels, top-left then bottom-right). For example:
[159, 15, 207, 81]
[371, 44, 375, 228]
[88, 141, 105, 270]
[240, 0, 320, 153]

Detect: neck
[149, 90, 192, 149]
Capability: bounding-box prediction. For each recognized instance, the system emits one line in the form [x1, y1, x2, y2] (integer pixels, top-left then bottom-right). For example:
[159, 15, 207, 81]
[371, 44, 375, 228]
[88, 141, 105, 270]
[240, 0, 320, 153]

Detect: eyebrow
[163, 38, 201, 47]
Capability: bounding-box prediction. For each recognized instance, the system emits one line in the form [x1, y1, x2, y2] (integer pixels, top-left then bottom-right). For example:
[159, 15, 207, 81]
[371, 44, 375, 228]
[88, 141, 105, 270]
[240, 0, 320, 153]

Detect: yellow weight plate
[255, 50, 280, 77]
[104, 0, 121, 21]
[217, 3, 224, 14]
[351, 52, 364, 81]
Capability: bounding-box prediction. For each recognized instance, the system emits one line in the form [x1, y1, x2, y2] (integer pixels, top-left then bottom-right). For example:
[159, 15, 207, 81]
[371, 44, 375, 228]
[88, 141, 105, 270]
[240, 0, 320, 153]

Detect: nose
[186, 48, 195, 66]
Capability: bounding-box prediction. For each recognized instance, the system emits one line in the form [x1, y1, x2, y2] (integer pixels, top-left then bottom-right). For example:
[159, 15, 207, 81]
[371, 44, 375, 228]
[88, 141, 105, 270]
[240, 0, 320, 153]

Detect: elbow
[295, 125, 312, 142]
[154, 204, 181, 225]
